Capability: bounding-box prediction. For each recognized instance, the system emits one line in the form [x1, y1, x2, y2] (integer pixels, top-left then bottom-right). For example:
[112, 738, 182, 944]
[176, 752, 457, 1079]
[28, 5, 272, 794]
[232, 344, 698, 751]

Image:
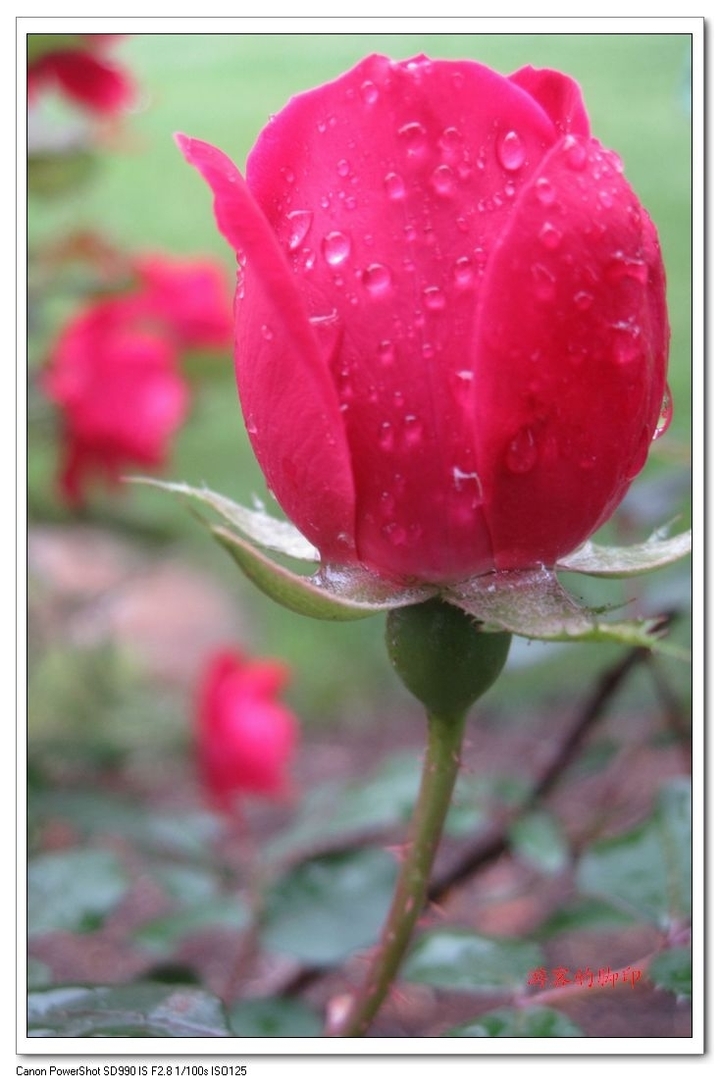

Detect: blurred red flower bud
[27, 35, 136, 116]
[196, 649, 298, 809]
[179, 54, 670, 584]
[41, 253, 233, 504]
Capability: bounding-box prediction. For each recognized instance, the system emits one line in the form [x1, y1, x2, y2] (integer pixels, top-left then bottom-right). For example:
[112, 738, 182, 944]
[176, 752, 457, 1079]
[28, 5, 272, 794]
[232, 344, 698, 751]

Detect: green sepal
[386, 598, 512, 719]
[130, 478, 319, 561]
[444, 567, 684, 657]
[558, 527, 692, 577]
[214, 528, 431, 621]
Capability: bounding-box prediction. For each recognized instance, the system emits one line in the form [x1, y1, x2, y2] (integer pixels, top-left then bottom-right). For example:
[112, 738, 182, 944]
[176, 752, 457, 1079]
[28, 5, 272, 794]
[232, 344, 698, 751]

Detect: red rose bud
[27, 35, 136, 116]
[196, 649, 298, 808]
[178, 54, 670, 584]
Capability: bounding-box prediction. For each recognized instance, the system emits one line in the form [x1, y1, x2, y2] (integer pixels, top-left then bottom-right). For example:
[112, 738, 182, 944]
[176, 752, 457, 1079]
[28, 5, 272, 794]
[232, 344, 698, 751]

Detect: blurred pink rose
[196, 649, 298, 809]
[41, 253, 233, 503]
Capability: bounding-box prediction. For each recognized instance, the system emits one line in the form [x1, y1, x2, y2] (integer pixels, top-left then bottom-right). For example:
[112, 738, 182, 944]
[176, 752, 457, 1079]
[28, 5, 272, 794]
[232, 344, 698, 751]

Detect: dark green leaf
[576, 777, 691, 929]
[649, 947, 692, 998]
[228, 998, 322, 1037]
[29, 790, 222, 862]
[261, 848, 397, 966]
[133, 897, 250, 956]
[402, 929, 543, 993]
[27, 983, 231, 1038]
[445, 1005, 585, 1037]
[28, 849, 129, 936]
[533, 898, 637, 940]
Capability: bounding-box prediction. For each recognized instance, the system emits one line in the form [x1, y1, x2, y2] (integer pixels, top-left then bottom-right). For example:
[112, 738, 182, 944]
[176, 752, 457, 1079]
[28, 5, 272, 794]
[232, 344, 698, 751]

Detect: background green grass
[28, 32, 692, 733]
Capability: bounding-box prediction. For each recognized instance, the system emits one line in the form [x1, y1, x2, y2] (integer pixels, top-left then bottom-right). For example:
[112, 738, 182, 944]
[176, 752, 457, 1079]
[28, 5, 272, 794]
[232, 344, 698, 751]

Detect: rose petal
[177, 134, 357, 561]
[470, 134, 669, 570]
[509, 66, 591, 138]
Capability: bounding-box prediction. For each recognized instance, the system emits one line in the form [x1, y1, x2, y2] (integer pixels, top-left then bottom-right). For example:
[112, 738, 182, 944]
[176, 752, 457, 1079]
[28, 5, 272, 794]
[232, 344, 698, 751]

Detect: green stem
[334, 709, 467, 1037]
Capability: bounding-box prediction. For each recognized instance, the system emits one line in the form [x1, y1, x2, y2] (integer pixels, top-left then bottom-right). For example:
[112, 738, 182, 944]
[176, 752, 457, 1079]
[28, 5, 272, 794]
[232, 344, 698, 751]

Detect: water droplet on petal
[573, 290, 594, 311]
[378, 420, 394, 451]
[439, 126, 463, 161]
[285, 209, 313, 251]
[531, 263, 556, 302]
[382, 522, 407, 546]
[423, 285, 446, 311]
[384, 172, 406, 201]
[453, 257, 474, 288]
[605, 254, 649, 285]
[562, 135, 587, 171]
[430, 164, 457, 197]
[539, 222, 562, 250]
[398, 121, 428, 159]
[497, 130, 526, 171]
[362, 263, 393, 297]
[378, 340, 396, 366]
[360, 79, 379, 105]
[653, 386, 673, 440]
[534, 177, 557, 206]
[261, 324, 273, 341]
[610, 321, 643, 364]
[322, 231, 351, 266]
[402, 415, 424, 449]
[505, 426, 538, 473]
[337, 158, 351, 178]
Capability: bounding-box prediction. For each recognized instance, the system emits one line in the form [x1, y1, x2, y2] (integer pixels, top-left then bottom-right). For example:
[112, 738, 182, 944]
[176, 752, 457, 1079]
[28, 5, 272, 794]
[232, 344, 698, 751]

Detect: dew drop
[384, 172, 406, 201]
[382, 522, 407, 546]
[430, 164, 457, 197]
[322, 231, 351, 266]
[534, 177, 557, 206]
[361, 79, 379, 105]
[378, 420, 394, 451]
[285, 209, 313, 251]
[377, 340, 396, 367]
[539, 222, 562, 250]
[653, 386, 673, 440]
[505, 426, 538, 473]
[598, 190, 614, 209]
[423, 285, 446, 311]
[531, 263, 556, 302]
[610, 321, 642, 365]
[337, 158, 351, 178]
[573, 290, 594, 311]
[562, 135, 587, 171]
[439, 126, 463, 161]
[402, 415, 424, 449]
[453, 257, 474, 288]
[605, 254, 649, 285]
[380, 491, 396, 516]
[497, 130, 526, 172]
[398, 121, 428, 159]
[260, 324, 273, 341]
[455, 216, 470, 234]
[362, 263, 393, 297]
